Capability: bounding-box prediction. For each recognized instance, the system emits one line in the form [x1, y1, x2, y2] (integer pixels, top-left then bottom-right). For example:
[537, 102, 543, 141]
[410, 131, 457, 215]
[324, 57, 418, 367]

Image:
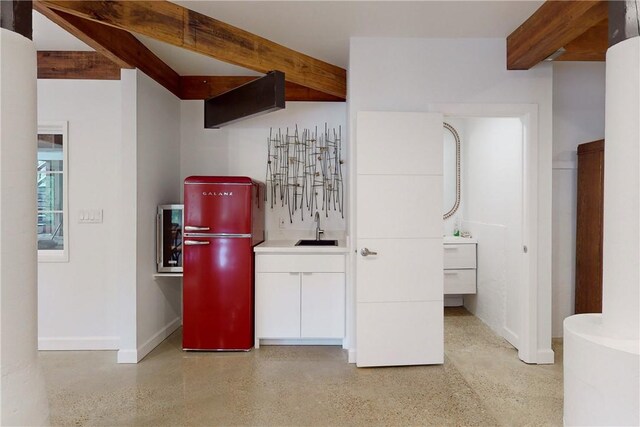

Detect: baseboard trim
[38, 336, 119, 351]
[117, 349, 138, 364]
[537, 348, 555, 364]
[348, 349, 356, 364]
[259, 338, 343, 346]
[502, 326, 519, 349]
[136, 316, 181, 362]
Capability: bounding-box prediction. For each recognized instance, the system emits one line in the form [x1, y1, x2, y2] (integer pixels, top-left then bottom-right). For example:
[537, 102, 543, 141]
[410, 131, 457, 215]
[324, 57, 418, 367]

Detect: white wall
[37, 79, 121, 350]
[135, 71, 182, 357]
[551, 62, 606, 337]
[459, 118, 523, 345]
[348, 37, 553, 361]
[180, 101, 347, 239]
[117, 70, 138, 362]
[117, 70, 181, 363]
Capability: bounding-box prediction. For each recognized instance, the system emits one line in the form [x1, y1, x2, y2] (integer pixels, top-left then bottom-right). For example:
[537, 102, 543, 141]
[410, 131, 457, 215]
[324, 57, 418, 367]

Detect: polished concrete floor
[40, 308, 563, 426]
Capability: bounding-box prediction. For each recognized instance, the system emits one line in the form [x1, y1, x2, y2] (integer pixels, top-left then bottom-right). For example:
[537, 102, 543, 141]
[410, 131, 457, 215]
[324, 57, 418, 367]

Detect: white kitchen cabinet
[255, 272, 301, 338]
[255, 253, 346, 347]
[301, 272, 345, 338]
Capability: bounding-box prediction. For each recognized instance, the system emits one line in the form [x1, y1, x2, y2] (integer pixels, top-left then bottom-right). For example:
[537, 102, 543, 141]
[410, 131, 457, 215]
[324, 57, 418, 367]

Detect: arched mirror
[443, 122, 460, 219]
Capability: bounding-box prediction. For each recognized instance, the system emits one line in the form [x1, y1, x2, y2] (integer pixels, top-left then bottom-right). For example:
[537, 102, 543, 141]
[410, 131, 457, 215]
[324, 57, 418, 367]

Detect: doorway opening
[436, 103, 550, 364]
[442, 116, 524, 354]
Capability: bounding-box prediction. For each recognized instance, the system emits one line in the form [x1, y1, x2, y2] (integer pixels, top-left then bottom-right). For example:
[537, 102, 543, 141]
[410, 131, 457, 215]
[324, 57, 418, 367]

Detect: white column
[602, 36, 640, 340]
[563, 36, 640, 426]
[0, 29, 49, 425]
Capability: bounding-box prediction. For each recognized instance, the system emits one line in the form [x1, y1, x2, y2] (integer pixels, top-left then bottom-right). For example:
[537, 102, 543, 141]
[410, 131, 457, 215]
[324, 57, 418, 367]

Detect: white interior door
[356, 111, 444, 367]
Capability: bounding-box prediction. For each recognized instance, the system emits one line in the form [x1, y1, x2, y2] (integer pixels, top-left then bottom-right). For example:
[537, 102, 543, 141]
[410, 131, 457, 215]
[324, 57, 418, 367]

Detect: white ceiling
[32, 1, 543, 76]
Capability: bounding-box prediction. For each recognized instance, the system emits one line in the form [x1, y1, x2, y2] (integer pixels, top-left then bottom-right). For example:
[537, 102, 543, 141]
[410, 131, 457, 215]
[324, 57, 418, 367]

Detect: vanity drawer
[443, 269, 476, 294]
[443, 244, 476, 269]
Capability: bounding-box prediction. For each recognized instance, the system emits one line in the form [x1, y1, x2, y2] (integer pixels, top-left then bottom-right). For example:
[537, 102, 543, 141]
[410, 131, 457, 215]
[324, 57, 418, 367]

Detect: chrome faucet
[314, 211, 324, 241]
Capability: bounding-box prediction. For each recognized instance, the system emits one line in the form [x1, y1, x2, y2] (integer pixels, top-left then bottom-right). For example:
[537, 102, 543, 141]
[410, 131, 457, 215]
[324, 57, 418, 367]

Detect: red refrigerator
[183, 176, 265, 351]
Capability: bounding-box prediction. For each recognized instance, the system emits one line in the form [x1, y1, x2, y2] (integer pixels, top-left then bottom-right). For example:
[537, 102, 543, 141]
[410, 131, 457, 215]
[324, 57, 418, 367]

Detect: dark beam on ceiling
[181, 76, 345, 102]
[609, 0, 640, 47]
[37, 51, 121, 80]
[507, 0, 608, 70]
[205, 71, 285, 128]
[1, 0, 32, 39]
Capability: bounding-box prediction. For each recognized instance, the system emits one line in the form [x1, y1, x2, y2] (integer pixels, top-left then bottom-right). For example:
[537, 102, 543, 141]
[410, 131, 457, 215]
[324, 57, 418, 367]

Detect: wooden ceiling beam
[38, 51, 121, 80]
[34, 3, 181, 97]
[507, 0, 608, 70]
[180, 76, 345, 102]
[555, 19, 608, 62]
[39, 0, 347, 99]
[34, 54, 344, 101]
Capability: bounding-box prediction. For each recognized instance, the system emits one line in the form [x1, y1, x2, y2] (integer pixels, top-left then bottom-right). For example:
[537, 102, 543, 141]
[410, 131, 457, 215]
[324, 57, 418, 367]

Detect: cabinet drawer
[443, 244, 476, 269]
[443, 269, 476, 294]
[256, 254, 345, 273]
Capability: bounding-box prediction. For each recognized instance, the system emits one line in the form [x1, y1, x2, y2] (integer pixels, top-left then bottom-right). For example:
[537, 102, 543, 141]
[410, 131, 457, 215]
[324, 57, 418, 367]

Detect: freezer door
[183, 236, 254, 350]
[184, 182, 252, 234]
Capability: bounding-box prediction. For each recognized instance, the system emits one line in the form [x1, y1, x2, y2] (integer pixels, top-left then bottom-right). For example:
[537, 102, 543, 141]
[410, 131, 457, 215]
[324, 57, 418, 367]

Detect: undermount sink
[295, 239, 338, 247]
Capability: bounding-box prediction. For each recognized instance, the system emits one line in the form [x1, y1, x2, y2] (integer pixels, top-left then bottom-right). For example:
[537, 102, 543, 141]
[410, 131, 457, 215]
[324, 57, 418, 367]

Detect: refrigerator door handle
[184, 240, 211, 246]
[185, 226, 211, 231]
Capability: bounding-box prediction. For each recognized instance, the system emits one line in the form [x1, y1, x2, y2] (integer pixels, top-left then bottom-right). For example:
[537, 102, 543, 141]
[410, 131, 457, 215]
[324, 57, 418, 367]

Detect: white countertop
[443, 236, 478, 244]
[254, 239, 350, 254]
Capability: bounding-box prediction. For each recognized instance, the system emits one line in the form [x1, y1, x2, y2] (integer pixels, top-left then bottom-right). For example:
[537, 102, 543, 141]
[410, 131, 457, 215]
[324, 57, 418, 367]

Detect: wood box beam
[555, 19, 608, 62]
[204, 71, 285, 128]
[34, 3, 181, 97]
[40, 0, 347, 99]
[507, 0, 608, 70]
[181, 76, 345, 102]
[38, 51, 121, 80]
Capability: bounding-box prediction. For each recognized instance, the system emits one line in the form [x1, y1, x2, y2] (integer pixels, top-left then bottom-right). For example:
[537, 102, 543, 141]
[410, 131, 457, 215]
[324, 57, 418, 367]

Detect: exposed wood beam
[1, 0, 32, 39]
[205, 71, 285, 128]
[507, 0, 608, 70]
[555, 19, 608, 62]
[34, 3, 180, 97]
[35, 53, 344, 101]
[38, 51, 121, 80]
[40, 0, 347, 99]
[180, 76, 345, 102]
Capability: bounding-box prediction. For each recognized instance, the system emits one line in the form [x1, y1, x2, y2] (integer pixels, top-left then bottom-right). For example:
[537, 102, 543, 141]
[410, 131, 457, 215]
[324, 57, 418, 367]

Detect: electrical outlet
[279, 217, 286, 229]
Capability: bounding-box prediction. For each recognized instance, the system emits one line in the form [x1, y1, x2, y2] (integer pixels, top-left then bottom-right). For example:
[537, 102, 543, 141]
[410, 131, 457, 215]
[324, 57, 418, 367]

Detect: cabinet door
[301, 273, 345, 338]
[256, 273, 301, 338]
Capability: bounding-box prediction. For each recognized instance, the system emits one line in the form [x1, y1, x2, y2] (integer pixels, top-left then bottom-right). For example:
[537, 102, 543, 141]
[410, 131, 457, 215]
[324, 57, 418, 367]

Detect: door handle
[185, 226, 210, 231]
[184, 240, 210, 246]
[360, 248, 378, 257]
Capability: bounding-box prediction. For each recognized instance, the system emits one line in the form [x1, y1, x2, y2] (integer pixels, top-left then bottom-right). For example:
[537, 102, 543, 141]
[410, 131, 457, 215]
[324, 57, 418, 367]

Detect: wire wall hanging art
[265, 124, 344, 223]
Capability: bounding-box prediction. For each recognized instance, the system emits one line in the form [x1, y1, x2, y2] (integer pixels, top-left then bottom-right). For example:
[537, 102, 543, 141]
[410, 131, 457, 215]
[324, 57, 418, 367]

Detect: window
[37, 122, 68, 262]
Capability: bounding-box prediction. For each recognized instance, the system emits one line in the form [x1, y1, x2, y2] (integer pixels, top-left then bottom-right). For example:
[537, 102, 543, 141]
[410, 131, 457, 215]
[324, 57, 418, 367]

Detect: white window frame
[37, 121, 69, 262]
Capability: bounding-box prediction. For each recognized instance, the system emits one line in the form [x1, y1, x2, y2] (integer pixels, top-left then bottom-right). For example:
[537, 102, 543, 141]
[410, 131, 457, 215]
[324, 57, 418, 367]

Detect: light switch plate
[79, 209, 103, 223]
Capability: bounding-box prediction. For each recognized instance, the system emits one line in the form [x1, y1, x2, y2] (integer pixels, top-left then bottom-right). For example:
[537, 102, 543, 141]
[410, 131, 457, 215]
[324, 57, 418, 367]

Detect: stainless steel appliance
[156, 204, 183, 273]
